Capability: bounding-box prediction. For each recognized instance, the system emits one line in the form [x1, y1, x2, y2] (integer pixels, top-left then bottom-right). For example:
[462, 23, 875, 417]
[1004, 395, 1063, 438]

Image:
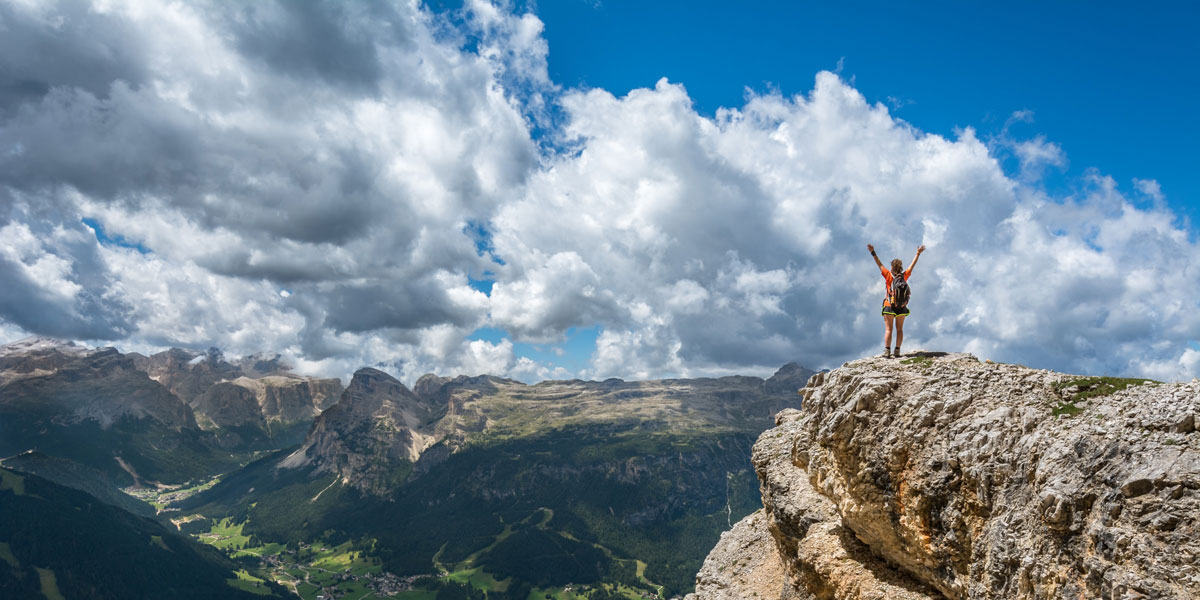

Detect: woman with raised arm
[867, 243, 925, 358]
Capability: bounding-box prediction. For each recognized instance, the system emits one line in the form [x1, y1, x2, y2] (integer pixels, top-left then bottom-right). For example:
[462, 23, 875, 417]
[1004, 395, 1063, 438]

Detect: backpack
[891, 273, 910, 307]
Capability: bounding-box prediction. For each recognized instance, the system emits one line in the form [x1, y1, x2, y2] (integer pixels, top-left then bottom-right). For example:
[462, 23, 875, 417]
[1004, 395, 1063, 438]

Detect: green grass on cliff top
[1051, 376, 1158, 417]
[1052, 376, 1157, 403]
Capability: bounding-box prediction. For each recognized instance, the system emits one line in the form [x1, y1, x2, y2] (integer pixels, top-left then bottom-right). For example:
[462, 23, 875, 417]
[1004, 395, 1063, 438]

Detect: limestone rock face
[688, 509, 787, 600]
[133, 347, 242, 404]
[133, 346, 342, 435]
[693, 353, 1200, 600]
[229, 375, 342, 425]
[193, 382, 266, 430]
[0, 342, 197, 430]
[284, 368, 445, 493]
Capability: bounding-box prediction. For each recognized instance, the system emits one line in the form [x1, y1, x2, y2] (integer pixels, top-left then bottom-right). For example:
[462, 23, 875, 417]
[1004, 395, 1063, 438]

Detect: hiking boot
[893, 348, 901, 358]
[881, 348, 891, 358]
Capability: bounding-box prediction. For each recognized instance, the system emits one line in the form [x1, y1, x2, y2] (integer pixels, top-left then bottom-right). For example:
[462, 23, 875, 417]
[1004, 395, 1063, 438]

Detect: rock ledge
[690, 352, 1200, 599]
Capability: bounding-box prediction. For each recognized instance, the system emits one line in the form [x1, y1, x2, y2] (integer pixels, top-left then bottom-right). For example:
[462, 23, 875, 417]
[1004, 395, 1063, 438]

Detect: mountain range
[0, 338, 341, 486]
[179, 360, 812, 595]
[0, 337, 812, 598]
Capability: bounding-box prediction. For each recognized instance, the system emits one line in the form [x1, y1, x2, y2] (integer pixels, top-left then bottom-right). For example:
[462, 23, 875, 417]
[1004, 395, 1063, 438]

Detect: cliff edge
[689, 352, 1199, 599]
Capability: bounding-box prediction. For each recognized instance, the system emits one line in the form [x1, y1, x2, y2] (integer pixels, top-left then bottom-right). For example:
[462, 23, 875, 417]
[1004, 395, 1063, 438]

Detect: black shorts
[882, 304, 910, 316]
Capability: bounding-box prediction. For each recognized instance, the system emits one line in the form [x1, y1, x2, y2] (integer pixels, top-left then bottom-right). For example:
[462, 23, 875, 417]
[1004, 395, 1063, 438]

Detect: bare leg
[895, 314, 907, 350]
[883, 314, 894, 350]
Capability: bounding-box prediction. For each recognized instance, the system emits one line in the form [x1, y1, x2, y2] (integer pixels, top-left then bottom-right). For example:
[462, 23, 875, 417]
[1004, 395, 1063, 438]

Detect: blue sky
[525, 1, 1198, 219]
[472, 326, 601, 376]
[465, 0, 1200, 377]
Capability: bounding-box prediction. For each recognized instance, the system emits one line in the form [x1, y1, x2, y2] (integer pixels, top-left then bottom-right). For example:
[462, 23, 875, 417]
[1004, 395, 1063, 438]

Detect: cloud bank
[1, 0, 1197, 383]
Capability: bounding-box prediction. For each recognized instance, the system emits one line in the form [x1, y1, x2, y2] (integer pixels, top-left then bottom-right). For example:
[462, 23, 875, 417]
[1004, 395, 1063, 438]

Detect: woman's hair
[890, 258, 904, 274]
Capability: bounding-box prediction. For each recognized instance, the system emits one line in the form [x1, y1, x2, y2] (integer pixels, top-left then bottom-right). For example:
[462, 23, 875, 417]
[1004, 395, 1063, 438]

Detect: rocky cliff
[191, 382, 267, 431]
[0, 339, 231, 484]
[280, 367, 446, 492]
[226, 375, 341, 426]
[131, 347, 242, 405]
[0, 338, 342, 482]
[0, 340, 196, 430]
[690, 352, 1199, 600]
[133, 346, 342, 434]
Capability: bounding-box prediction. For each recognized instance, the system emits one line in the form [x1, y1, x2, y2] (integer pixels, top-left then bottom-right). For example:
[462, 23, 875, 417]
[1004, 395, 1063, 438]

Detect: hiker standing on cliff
[867, 244, 925, 358]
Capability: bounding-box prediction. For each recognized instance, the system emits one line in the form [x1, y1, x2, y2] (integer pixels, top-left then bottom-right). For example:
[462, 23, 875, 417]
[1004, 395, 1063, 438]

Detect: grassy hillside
[0, 451, 158, 519]
[0, 467, 287, 599]
[0, 411, 251, 485]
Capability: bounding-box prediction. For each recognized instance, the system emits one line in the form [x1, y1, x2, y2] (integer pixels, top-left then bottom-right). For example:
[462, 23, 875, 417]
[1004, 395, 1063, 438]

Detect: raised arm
[867, 244, 883, 269]
[907, 245, 926, 276]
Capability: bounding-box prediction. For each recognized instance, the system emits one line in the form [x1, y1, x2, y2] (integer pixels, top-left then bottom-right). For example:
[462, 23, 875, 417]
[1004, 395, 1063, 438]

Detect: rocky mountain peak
[236, 352, 288, 377]
[1, 339, 341, 452]
[0, 338, 94, 385]
[413, 373, 450, 400]
[340, 368, 432, 423]
[347, 366, 409, 392]
[0, 342, 197, 431]
[762, 361, 817, 395]
[280, 367, 441, 491]
[411, 372, 508, 408]
[690, 352, 1200, 600]
[0, 337, 89, 357]
[284, 363, 813, 496]
[129, 345, 342, 440]
[134, 347, 242, 404]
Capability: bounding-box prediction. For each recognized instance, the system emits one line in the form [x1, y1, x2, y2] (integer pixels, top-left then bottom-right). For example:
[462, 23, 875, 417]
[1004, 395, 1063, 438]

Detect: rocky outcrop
[192, 382, 267, 431]
[132, 347, 242, 404]
[692, 352, 1200, 600]
[229, 375, 341, 425]
[764, 362, 818, 396]
[132, 346, 342, 436]
[281, 368, 445, 492]
[0, 343, 197, 430]
[689, 509, 787, 600]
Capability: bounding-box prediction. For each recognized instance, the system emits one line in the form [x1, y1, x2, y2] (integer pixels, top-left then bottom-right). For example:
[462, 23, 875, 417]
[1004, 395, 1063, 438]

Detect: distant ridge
[0, 339, 343, 484]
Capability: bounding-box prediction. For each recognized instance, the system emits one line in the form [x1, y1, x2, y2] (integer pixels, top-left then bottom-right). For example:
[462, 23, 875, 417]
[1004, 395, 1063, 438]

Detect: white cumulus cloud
[0, 0, 1197, 384]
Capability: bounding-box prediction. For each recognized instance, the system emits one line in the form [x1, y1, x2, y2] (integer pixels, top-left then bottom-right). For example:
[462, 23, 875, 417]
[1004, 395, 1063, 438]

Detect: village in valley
[127, 482, 671, 600]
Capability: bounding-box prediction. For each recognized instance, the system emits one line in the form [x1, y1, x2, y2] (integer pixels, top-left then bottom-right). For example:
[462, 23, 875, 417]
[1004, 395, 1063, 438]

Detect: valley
[0, 338, 811, 598]
[0, 467, 289, 599]
[149, 425, 759, 598]
[168, 504, 668, 600]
